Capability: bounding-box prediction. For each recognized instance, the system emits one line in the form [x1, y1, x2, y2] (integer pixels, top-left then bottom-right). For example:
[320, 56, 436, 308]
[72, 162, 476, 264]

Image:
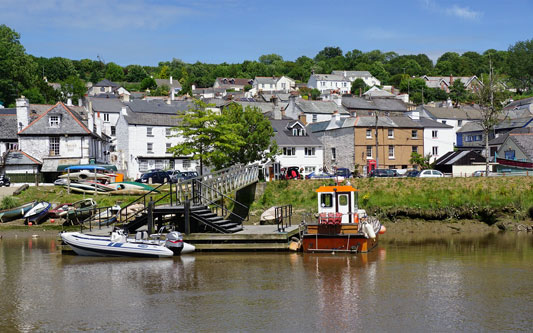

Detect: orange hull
[302, 234, 378, 253]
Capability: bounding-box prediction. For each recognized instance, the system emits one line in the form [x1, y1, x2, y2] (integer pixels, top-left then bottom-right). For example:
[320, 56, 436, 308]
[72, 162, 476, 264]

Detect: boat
[64, 198, 97, 225]
[24, 201, 52, 225]
[85, 205, 121, 226]
[108, 181, 157, 191]
[0, 201, 38, 222]
[60, 229, 194, 258]
[48, 203, 73, 218]
[301, 185, 385, 253]
[65, 182, 111, 194]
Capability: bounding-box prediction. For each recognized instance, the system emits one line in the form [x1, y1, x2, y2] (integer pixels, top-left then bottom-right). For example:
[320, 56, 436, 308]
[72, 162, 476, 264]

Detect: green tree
[409, 152, 432, 170]
[125, 64, 148, 82]
[168, 100, 244, 173]
[507, 39, 533, 92]
[21, 87, 45, 104]
[259, 54, 283, 65]
[314, 46, 343, 62]
[350, 78, 368, 95]
[310, 88, 321, 100]
[61, 75, 86, 102]
[222, 103, 278, 167]
[159, 65, 170, 79]
[105, 62, 124, 82]
[140, 77, 157, 90]
[369, 62, 389, 84]
[40, 57, 77, 81]
[150, 84, 169, 96]
[448, 80, 468, 107]
[0, 25, 36, 106]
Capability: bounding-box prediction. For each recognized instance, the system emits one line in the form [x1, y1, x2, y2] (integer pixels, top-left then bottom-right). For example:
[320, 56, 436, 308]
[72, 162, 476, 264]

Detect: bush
[1, 196, 18, 210]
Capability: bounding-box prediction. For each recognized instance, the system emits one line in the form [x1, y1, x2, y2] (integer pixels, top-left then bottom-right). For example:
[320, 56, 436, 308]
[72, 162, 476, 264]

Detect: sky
[1, 0, 532, 66]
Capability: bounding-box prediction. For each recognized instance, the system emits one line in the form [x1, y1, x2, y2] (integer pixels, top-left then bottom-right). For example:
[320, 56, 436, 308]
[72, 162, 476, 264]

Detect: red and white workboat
[302, 185, 385, 253]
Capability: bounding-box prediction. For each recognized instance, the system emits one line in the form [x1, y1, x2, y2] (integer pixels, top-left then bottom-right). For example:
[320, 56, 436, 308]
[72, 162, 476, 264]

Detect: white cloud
[446, 5, 482, 20]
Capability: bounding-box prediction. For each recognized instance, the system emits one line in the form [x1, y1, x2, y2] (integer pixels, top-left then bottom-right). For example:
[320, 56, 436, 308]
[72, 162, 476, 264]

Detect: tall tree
[448, 80, 468, 107]
[507, 39, 533, 92]
[222, 103, 278, 167]
[61, 75, 87, 102]
[105, 62, 124, 82]
[168, 100, 244, 173]
[0, 25, 36, 106]
[125, 64, 148, 82]
[350, 78, 368, 95]
[314, 46, 343, 62]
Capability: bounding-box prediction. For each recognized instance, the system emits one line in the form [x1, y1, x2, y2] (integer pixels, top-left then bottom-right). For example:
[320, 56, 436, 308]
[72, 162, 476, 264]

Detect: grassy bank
[251, 177, 533, 224]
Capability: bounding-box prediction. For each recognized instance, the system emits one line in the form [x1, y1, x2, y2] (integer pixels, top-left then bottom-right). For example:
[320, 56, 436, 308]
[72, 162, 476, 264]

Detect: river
[0, 231, 531, 332]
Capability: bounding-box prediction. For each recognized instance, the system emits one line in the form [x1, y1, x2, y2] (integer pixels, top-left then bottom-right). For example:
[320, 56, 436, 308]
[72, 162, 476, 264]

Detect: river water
[0, 231, 531, 332]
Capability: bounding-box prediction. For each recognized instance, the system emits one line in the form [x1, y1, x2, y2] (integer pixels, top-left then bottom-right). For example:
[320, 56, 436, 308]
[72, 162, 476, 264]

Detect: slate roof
[363, 88, 394, 97]
[215, 77, 253, 87]
[4, 150, 41, 165]
[495, 117, 533, 130]
[422, 75, 482, 89]
[123, 111, 180, 127]
[434, 150, 485, 166]
[88, 96, 124, 113]
[270, 119, 322, 147]
[421, 106, 483, 120]
[0, 109, 17, 140]
[125, 100, 192, 114]
[310, 74, 350, 82]
[94, 79, 119, 88]
[331, 70, 373, 78]
[373, 98, 407, 112]
[415, 117, 454, 129]
[342, 97, 378, 110]
[295, 99, 348, 114]
[306, 120, 330, 133]
[155, 78, 182, 90]
[503, 96, 533, 110]
[508, 132, 533, 161]
[255, 77, 278, 85]
[310, 115, 422, 132]
[457, 121, 483, 133]
[18, 103, 91, 136]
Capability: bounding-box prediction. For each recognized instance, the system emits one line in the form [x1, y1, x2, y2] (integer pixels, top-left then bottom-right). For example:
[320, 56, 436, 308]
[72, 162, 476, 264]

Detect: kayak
[0, 201, 38, 222]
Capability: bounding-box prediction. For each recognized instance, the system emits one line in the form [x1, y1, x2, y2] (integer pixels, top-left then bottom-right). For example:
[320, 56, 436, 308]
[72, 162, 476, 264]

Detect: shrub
[1, 196, 18, 210]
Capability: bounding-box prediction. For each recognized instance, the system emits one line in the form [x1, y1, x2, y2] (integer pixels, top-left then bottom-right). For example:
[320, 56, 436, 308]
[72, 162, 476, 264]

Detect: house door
[268, 166, 274, 181]
[336, 192, 351, 223]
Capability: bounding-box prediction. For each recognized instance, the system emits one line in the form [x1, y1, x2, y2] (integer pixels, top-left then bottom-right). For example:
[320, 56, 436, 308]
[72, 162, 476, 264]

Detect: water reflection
[0, 232, 531, 331]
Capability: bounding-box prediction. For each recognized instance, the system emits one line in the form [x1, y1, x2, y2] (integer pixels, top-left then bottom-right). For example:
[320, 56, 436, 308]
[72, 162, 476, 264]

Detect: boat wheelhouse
[302, 185, 383, 253]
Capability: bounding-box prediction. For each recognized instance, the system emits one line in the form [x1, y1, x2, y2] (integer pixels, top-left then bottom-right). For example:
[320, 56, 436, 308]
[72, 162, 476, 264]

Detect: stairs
[123, 214, 147, 233]
[191, 205, 243, 233]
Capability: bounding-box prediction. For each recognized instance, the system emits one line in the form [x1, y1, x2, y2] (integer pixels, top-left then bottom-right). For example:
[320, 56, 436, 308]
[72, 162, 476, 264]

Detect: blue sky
[2, 0, 532, 66]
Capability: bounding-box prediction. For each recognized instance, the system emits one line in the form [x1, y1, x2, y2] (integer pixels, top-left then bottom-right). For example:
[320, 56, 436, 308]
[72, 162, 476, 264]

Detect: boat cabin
[316, 185, 359, 224]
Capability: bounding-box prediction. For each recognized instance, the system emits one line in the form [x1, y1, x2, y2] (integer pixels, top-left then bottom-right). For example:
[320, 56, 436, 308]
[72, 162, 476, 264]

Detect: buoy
[32, 234, 39, 238]
[28, 222, 32, 226]
[50, 219, 55, 223]
[379, 225, 387, 235]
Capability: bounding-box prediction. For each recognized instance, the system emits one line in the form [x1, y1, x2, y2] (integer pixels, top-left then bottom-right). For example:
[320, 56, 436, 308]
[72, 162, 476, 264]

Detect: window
[366, 145, 372, 158]
[292, 128, 305, 136]
[339, 194, 348, 206]
[411, 130, 418, 139]
[505, 150, 516, 160]
[111, 126, 116, 136]
[166, 128, 172, 136]
[7, 143, 18, 150]
[283, 147, 296, 156]
[388, 129, 394, 138]
[320, 193, 333, 208]
[147, 142, 153, 153]
[331, 147, 336, 160]
[432, 146, 438, 156]
[442, 120, 447, 124]
[388, 145, 395, 159]
[183, 159, 191, 168]
[100, 87, 105, 92]
[304, 166, 316, 174]
[312, 114, 317, 123]
[458, 120, 463, 127]
[155, 160, 164, 169]
[49, 116, 60, 128]
[366, 129, 372, 138]
[103, 113, 110, 122]
[49, 137, 60, 155]
[432, 130, 438, 138]
[412, 146, 418, 153]
[281, 83, 286, 89]
[139, 160, 148, 172]
[147, 127, 153, 137]
[166, 143, 171, 152]
[305, 147, 315, 156]
[343, 82, 347, 87]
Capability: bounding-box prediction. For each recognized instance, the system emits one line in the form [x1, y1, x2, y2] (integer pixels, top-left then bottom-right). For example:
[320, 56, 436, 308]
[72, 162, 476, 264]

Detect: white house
[252, 76, 295, 94]
[331, 70, 381, 87]
[307, 74, 351, 94]
[284, 95, 349, 124]
[412, 116, 455, 163]
[268, 119, 324, 178]
[114, 101, 198, 179]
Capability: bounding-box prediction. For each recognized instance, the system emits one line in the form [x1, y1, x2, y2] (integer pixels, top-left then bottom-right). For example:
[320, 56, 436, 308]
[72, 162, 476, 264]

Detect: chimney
[343, 71, 346, 78]
[273, 109, 282, 120]
[449, 74, 453, 85]
[67, 98, 72, 106]
[281, 107, 286, 118]
[359, 87, 362, 97]
[78, 98, 83, 107]
[16, 96, 29, 132]
[272, 95, 278, 106]
[333, 110, 340, 122]
[298, 114, 307, 125]
[166, 97, 171, 105]
[391, 86, 395, 94]
[170, 76, 173, 85]
[121, 107, 128, 116]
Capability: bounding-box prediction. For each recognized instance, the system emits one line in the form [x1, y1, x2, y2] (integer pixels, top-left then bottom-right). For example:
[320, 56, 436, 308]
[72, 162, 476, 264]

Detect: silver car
[418, 169, 444, 178]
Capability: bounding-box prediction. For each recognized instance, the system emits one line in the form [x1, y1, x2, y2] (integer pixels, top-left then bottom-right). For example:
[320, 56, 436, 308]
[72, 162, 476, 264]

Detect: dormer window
[292, 128, 305, 136]
[49, 115, 60, 128]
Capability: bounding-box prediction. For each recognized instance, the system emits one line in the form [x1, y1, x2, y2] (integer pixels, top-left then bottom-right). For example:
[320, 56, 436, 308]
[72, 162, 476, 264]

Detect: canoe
[0, 201, 38, 222]
[24, 201, 52, 224]
[79, 181, 116, 192]
[109, 189, 152, 196]
[59, 170, 113, 181]
[109, 181, 157, 191]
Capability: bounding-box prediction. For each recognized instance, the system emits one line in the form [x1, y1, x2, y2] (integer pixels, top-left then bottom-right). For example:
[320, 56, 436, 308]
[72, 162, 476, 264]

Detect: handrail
[195, 179, 248, 210]
[195, 190, 248, 223]
[275, 205, 292, 232]
[114, 181, 169, 227]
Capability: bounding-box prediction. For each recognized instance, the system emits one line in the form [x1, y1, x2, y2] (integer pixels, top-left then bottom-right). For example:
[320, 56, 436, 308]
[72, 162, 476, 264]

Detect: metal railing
[275, 205, 292, 232]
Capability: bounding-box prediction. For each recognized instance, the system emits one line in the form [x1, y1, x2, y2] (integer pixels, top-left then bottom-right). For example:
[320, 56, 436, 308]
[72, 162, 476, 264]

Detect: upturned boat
[24, 201, 52, 225]
[0, 201, 38, 222]
[301, 185, 385, 253]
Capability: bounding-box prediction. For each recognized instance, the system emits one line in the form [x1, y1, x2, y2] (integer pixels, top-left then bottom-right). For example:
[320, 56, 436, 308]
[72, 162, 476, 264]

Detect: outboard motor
[165, 231, 184, 255]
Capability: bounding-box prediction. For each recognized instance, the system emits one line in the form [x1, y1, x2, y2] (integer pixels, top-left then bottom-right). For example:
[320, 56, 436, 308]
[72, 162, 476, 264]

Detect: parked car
[0, 175, 11, 187]
[369, 169, 396, 177]
[405, 170, 420, 177]
[281, 166, 301, 180]
[335, 168, 352, 178]
[166, 170, 182, 183]
[182, 171, 199, 179]
[135, 171, 169, 184]
[418, 169, 444, 178]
